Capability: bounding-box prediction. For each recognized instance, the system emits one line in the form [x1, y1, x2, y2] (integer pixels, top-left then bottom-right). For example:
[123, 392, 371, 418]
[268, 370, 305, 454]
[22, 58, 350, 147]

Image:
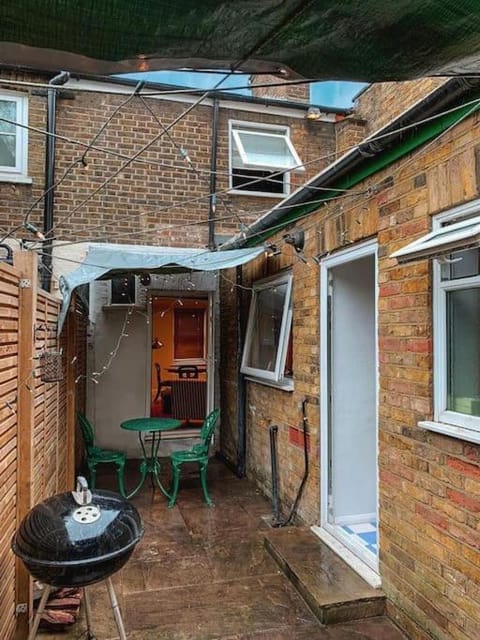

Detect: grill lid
[12, 477, 143, 567]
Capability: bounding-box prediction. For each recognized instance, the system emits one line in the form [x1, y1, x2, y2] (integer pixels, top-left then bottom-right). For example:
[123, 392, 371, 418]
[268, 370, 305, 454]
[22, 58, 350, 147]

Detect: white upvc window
[241, 272, 293, 387]
[393, 199, 480, 443]
[229, 121, 304, 197]
[0, 93, 29, 180]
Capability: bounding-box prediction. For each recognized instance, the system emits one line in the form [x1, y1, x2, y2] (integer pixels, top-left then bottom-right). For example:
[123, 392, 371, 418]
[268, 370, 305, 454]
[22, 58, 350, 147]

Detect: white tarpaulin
[58, 242, 264, 331]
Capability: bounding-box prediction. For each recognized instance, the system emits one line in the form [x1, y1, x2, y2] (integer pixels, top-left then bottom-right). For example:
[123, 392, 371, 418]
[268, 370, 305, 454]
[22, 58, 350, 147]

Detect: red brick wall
[0, 73, 334, 249]
[220, 107, 480, 639]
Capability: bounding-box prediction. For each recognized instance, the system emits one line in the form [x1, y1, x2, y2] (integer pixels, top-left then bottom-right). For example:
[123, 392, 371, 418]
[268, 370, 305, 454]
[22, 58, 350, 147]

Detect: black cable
[272, 397, 309, 527]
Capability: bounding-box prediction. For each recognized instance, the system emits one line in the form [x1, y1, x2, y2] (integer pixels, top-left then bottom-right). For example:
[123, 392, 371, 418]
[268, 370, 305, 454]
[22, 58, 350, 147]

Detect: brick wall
[335, 116, 367, 157]
[250, 74, 309, 103]
[0, 72, 334, 252]
[355, 78, 448, 134]
[219, 105, 480, 639]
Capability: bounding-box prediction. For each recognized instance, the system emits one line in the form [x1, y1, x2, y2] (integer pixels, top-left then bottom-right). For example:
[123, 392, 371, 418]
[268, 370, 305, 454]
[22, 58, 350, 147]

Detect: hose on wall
[271, 397, 309, 527]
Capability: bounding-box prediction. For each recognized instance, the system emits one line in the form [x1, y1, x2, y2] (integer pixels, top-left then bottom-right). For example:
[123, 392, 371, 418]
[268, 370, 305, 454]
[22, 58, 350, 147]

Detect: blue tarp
[58, 242, 264, 332]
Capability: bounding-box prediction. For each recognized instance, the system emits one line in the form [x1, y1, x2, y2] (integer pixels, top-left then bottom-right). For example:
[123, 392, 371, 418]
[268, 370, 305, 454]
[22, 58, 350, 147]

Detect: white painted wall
[86, 272, 219, 458]
[330, 255, 377, 521]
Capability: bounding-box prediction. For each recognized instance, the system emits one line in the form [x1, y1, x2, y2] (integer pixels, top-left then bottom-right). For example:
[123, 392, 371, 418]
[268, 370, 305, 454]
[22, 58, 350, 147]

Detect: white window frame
[228, 120, 303, 198]
[419, 199, 480, 444]
[0, 92, 29, 182]
[241, 271, 293, 387]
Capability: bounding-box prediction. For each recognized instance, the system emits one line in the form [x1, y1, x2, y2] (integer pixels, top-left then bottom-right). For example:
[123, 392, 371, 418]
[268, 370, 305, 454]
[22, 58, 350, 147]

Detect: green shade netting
[2, 0, 480, 80]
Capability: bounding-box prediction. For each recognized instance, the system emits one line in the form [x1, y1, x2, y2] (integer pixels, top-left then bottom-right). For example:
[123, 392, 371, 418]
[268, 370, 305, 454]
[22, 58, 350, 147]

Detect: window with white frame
[392, 202, 480, 442]
[229, 121, 303, 196]
[241, 272, 293, 386]
[0, 93, 28, 179]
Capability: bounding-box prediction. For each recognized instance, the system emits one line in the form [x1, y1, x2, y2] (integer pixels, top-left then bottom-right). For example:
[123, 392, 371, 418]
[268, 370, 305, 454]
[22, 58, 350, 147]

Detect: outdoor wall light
[306, 107, 323, 120]
[283, 229, 305, 253]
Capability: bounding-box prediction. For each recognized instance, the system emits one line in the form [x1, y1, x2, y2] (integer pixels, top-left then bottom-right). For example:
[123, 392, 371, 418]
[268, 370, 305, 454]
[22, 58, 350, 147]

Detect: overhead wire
[44, 59, 256, 238]
[0, 74, 322, 100]
[33, 92, 480, 244]
[137, 94, 246, 230]
[233, 97, 480, 253]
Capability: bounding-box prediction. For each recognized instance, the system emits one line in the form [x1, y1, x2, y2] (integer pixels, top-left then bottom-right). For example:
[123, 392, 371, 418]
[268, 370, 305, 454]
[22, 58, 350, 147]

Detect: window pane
[174, 308, 205, 359]
[246, 283, 288, 371]
[441, 248, 480, 280]
[0, 134, 16, 167]
[447, 288, 480, 416]
[0, 100, 17, 134]
[232, 168, 285, 193]
[236, 131, 296, 169]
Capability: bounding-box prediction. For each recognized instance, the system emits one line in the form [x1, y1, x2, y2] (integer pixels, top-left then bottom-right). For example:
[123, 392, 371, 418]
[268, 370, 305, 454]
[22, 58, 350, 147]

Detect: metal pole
[83, 587, 96, 640]
[269, 425, 280, 522]
[106, 577, 127, 640]
[42, 70, 69, 291]
[27, 584, 52, 640]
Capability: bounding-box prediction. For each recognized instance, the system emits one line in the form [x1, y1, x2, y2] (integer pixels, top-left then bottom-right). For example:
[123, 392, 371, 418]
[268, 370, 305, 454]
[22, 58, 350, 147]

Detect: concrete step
[264, 526, 386, 625]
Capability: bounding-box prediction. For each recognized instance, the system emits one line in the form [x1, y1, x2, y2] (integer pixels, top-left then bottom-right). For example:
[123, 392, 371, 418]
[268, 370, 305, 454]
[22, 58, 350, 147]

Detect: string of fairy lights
[1, 73, 479, 413]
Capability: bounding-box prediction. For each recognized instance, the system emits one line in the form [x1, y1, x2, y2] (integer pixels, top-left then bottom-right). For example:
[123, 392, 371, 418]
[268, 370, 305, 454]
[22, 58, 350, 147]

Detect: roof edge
[221, 77, 480, 249]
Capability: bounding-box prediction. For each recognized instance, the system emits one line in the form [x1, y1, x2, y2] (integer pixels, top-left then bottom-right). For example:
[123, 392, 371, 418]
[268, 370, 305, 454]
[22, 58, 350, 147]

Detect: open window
[391, 214, 480, 263]
[241, 272, 293, 387]
[229, 121, 303, 196]
[392, 203, 480, 443]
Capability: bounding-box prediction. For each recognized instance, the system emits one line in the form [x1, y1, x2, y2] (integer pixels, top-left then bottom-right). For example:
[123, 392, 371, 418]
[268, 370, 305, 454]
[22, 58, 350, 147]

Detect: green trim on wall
[246, 97, 480, 247]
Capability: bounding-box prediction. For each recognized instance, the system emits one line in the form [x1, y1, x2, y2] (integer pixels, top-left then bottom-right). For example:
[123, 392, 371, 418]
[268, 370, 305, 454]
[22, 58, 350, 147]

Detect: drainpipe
[236, 265, 247, 477]
[208, 98, 219, 250]
[42, 70, 70, 291]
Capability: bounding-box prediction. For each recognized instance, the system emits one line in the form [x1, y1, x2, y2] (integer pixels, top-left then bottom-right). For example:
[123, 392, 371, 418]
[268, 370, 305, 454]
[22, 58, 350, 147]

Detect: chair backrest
[77, 412, 95, 453]
[155, 362, 161, 385]
[177, 365, 199, 379]
[199, 408, 220, 454]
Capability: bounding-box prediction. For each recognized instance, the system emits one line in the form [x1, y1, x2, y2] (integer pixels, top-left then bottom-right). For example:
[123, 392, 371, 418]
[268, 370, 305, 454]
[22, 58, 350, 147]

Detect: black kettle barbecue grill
[12, 476, 144, 640]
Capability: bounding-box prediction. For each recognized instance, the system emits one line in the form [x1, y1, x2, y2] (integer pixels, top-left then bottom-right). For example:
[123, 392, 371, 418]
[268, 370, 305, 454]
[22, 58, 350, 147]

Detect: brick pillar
[250, 74, 309, 103]
[335, 117, 367, 157]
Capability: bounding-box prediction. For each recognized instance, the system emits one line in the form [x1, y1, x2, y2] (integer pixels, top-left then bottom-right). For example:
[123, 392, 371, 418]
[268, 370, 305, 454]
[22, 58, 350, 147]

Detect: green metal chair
[77, 412, 127, 497]
[168, 408, 220, 508]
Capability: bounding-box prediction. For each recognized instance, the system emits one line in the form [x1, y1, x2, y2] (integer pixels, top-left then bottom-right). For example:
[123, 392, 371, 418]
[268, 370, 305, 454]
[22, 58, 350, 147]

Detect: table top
[120, 417, 182, 432]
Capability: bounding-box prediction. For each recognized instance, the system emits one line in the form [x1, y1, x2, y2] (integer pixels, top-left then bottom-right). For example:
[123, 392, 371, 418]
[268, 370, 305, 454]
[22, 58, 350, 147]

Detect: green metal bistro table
[120, 417, 182, 499]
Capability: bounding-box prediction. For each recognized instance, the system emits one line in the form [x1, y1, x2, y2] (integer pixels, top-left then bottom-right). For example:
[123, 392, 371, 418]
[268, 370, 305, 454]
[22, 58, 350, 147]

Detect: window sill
[418, 420, 480, 445]
[244, 375, 294, 392]
[0, 174, 33, 185]
[228, 188, 287, 199]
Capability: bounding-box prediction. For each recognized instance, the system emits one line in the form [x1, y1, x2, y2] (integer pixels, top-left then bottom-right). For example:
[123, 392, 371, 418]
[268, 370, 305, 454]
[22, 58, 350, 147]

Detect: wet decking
[41, 459, 407, 639]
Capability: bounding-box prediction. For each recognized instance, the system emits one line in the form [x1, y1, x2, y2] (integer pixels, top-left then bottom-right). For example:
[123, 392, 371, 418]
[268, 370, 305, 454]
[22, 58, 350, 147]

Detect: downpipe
[42, 70, 70, 291]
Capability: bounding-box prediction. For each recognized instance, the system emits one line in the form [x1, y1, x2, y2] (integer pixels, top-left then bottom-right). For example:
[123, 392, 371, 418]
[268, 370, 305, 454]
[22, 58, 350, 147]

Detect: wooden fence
[0, 251, 86, 640]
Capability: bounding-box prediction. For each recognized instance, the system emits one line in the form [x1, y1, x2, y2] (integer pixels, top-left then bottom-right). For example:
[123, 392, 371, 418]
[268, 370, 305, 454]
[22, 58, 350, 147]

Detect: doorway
[318, 241, 379, 576]
[149, 295, 211, 431]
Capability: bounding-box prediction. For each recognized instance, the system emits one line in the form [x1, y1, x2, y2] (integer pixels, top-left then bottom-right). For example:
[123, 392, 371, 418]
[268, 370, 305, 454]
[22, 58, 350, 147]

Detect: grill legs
[27, 580, 126, 640]
[84, 587, 96, 639]
[27, 584, 52, 640]
[107, 577, 127, 640]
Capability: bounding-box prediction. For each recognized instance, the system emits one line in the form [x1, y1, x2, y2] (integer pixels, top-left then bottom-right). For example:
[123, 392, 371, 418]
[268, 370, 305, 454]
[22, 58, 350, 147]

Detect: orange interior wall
[150, 297, 208, 399]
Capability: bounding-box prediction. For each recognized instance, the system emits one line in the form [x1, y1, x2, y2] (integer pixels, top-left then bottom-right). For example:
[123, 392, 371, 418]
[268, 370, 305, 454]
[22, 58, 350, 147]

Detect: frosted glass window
[0, 95, 28, 175]
[446, 288, 480, 417]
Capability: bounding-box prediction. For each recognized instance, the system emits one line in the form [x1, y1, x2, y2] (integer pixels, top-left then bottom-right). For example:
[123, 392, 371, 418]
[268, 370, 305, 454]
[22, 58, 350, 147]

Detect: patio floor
[41, 459, 407, 639]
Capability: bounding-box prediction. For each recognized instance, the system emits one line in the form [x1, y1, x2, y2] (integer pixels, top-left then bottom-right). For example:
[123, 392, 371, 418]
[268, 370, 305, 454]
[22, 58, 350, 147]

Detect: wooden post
[65, 301, 77, 488]
[13, 250, 38, 639]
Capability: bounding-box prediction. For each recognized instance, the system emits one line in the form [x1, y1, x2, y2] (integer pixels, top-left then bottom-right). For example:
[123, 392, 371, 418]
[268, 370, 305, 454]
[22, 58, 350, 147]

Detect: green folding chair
[168, 408, 220, 508]
[77, 412, 127, 497]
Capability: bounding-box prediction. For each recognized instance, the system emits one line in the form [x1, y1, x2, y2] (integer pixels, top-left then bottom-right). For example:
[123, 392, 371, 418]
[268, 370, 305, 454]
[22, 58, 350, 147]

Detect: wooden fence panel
[0, 262, 20, 640]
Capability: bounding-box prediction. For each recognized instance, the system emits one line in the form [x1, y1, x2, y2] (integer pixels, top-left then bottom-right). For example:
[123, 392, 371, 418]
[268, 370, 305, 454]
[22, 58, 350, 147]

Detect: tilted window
[392, 202, 480, 442]
[241, 272, 293, 386]
[229, 122, 303, 197]
[0, 93, 28, 179]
